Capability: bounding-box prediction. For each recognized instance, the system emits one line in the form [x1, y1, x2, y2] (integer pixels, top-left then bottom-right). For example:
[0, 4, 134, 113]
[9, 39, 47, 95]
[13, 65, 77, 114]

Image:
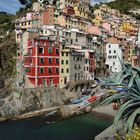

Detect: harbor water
[0, 113, 112, 140]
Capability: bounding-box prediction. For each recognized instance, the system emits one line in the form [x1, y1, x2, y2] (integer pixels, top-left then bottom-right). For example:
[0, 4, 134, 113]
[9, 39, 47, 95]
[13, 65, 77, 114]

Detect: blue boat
[72, 96, 89, 104]
[113, 88, 128, 92]
[72, 99, 82, 104]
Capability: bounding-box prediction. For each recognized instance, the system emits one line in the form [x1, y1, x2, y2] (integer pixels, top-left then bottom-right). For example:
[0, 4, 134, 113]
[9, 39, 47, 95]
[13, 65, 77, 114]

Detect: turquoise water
[0, 113, 112, 140]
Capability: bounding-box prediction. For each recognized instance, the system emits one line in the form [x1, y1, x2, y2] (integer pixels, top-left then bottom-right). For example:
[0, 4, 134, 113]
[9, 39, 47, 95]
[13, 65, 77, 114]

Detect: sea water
[0, 113, 111, 140]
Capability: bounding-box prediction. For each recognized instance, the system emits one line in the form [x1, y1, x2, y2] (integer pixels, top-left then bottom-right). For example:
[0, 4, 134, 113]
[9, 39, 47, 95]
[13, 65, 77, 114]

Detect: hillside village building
[106, 38, 124, 72]
[15, 1, 139, 88]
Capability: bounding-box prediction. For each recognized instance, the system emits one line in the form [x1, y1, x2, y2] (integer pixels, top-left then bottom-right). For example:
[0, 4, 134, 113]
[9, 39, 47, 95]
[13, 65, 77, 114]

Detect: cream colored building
[59, 46, 70, 88]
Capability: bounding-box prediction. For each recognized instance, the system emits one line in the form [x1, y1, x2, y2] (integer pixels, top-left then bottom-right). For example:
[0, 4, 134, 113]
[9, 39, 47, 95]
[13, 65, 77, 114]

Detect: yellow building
[94, 9, 102, 18]
[92, 18, 102, 26]
[58, 14, 88, 32]
[59, 45, 70, 88]
[74, 3, 88, 20]
[99, 4, 110, 12]
[92, 9, 103, 26]
[120, 22, 135, 31]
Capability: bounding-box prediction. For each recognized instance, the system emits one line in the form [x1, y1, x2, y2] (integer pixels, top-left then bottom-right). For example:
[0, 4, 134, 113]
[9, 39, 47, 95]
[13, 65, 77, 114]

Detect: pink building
[102, 22, 111, 32]
[87, 26, 101, 35]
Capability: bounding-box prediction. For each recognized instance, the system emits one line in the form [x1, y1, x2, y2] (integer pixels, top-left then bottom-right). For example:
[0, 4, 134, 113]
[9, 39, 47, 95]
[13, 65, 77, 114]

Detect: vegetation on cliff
[0, 12, 17, 88]
[107, 0, 140, 20]
[92, 0, 140, 20]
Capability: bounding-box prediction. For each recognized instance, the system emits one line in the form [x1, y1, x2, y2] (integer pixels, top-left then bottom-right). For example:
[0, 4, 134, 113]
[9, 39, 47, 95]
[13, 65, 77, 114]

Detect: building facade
[106, 38, 124, 72]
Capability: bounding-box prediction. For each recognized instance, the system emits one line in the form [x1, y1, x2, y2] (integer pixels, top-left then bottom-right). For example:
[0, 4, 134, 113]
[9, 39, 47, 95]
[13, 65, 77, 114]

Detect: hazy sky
[0, 0, 22, 14]
[0, 0, 115, 14]
[91, 0, 115, 5]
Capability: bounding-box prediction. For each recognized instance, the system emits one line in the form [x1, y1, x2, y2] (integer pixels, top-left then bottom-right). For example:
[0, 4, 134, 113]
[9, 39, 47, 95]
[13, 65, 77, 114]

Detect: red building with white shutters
[24, 36, 60, 87]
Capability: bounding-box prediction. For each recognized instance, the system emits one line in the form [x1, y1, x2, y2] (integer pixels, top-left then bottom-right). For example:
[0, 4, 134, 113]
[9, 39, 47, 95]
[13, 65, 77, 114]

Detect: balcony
[15, 24, 21, 29]
[54, 11, 59, 16]
[70, 51, 85, 57]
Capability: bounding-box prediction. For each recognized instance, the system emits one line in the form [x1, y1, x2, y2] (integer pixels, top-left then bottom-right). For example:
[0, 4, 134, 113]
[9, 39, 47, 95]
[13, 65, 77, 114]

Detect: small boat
[108, 89, 118, 94]
[72, 99, 82, 104]
[88, 96, 97, 102]
[46, 121, 55, 124]
[81, 89, 91, 96]
[112, 102, 119, 110]
[113, 88, 128, 92]
[91, 84, 97, 88]
[96, 93, 105, 98]
[72, 96, 89, 104]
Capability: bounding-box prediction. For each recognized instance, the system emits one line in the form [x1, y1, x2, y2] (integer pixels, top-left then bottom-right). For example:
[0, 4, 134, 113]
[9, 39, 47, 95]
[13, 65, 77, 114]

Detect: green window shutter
[56, 58, 59, 64]
[48, 68, 52, 73]
[49, 58, 52, 64]
[56, 68, 59, 73]
[49, 48, 52, 54]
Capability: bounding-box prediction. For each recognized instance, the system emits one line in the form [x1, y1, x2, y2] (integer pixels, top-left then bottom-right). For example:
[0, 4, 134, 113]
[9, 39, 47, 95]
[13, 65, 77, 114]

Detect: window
[44, 42, 46, 46]
[66, 60, 68, 64]
[71, 39, 73, 44]
[67, 69, 69, 73]
[75, 73, 77, 81]
[61, 60, 64, 64]
[56, 58, 59, 64]
[77, 57, 79, 61]
[48, 68, 52, 73]
[61, 52, 64, 56]
[48, 48, 52, 54]
[109, 50, 111, 54]
[78, 73, 80, 80]
[74, 64, 77, 69]
[50, 41, 53, 47]
[109, 45, 111, 48]
[66, 52, 69, 56]
[61, 69, 64, 73]
[56, 49, 59, 55]
[48, 58, 52, 64]
[39, 47, 44, 54]
[85, 60, 88, 64]
[79, 65, 81, 69]
[56, 68, 59, 73]
[26, 67, 30, 73]
[113, 62, 115, 65]
[62, 45, 65, 50]
[40, 58, 44, 64]
[108, 55, 112, 59]
[40, 68, 44, 74]
[114, 50, 116, 53]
